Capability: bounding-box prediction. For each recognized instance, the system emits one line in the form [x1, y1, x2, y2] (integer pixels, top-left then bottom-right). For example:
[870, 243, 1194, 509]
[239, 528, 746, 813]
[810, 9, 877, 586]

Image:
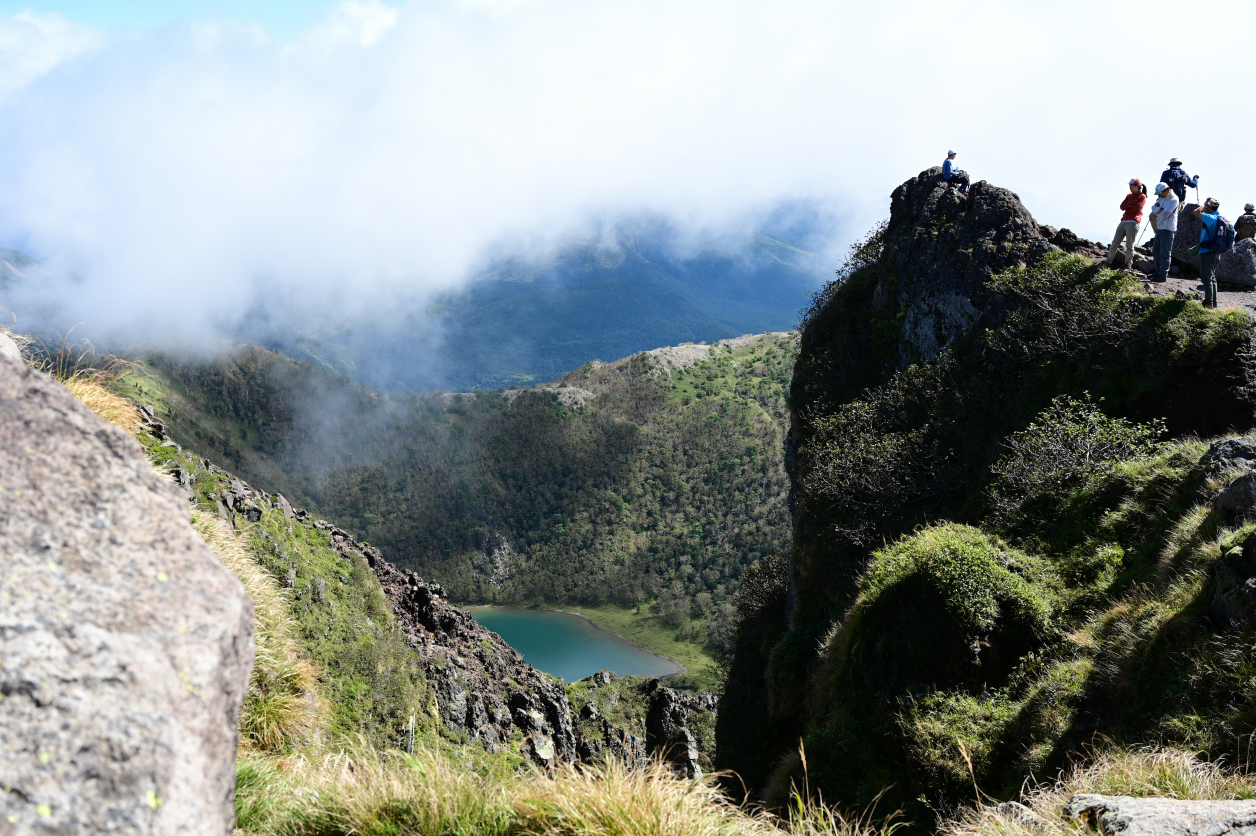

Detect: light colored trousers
[1106, 220, 1139, 267]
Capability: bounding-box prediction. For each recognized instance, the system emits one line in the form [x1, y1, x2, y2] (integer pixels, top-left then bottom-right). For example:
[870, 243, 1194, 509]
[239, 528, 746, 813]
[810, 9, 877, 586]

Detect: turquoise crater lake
[468, 607, 682, 683]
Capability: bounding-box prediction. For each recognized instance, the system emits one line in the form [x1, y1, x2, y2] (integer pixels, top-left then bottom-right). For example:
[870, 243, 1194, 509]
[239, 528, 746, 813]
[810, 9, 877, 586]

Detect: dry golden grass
[192, 512, 323, 753]
[58, 371, 144, 435]
[234, 743, 905, 836]
[942, 748, 1256, 836]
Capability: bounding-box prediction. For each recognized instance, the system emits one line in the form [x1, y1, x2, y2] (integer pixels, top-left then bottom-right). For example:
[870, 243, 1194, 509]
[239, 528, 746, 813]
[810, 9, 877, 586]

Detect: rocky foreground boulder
[0, 353, 254, 835]
[1066, 794, 1256, 836]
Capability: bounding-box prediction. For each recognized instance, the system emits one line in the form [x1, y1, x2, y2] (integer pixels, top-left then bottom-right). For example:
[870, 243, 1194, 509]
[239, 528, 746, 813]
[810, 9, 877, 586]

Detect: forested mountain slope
[279, 231, 825, 392]
[718, 168, 1256, 827]
[124, 333, 797, 632]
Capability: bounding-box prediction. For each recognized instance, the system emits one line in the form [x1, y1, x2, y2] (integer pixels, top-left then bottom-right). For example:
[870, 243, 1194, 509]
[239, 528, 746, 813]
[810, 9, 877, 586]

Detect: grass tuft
[192, 512, 322, 753]
[942, 748, 1256, 836]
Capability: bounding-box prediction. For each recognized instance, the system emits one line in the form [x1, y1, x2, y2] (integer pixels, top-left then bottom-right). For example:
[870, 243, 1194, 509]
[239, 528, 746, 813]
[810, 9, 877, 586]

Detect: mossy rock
[835, 523, 1057, 691]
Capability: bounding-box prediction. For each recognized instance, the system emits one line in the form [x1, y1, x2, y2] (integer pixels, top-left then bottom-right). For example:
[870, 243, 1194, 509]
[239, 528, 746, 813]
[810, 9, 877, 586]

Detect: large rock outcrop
[0, 354, 254, 834]
[885, 168, 1054, 362]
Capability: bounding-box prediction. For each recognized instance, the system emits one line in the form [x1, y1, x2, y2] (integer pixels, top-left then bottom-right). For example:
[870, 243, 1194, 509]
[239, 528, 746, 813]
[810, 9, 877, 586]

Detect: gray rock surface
[1207, 437, 1256, 475]
[0, 353, 254, 835]
[1066, 793, 1256, 835]
[1172, 204, 1203, 271]
[1215, 472, 1256, 516]
[0, 332, 21, 364]
[1216, 238, 1256, 286]
[1213, 530, 1256, 630]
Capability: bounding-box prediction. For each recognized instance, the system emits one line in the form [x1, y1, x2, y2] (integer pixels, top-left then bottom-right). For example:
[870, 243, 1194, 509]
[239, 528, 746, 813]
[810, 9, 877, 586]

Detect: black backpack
[1164, 168, 1189, 194]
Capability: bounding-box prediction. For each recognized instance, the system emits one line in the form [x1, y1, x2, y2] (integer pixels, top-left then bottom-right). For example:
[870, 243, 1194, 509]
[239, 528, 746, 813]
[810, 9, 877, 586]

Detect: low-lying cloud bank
[0, 0, 1253, 350]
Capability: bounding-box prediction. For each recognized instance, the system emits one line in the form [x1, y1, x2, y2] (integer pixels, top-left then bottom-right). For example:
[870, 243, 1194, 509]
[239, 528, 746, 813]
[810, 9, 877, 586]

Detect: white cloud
[0, 0, 1253, 345]
[303, 1, 400, 50]
[0, 11, 100, 104]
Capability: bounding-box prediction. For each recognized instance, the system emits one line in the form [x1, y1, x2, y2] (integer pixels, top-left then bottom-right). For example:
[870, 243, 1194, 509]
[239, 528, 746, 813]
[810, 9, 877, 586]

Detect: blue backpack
[1212, 215, 1236, 252]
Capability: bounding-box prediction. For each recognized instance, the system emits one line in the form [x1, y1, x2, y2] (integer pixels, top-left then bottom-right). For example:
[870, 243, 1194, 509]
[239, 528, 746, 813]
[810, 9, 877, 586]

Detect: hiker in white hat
[1149, 183, 1180, 281]
[942, 150, 970, 193]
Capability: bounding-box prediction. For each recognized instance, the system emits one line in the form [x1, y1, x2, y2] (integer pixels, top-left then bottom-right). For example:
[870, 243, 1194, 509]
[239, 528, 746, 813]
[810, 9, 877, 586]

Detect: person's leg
[1201, 251, 1218, 307]
[1106, 224, 1126, 266]
[1152, 230, 1165, 277]
[1155, 230, 1175, 279]
[1122, 221, 1137, 268]
[956, 172, 970, 193]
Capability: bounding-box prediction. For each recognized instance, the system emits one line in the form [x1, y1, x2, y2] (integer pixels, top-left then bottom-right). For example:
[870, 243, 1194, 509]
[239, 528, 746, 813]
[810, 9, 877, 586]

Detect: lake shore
[466, 605, 686, 679]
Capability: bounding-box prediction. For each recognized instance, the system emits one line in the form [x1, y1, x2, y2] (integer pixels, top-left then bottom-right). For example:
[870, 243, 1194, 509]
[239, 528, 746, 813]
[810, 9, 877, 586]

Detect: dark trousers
[946, 171, 970, 193]
[1152, 229, 1175, 279]
[1200, 250, 1219, 306]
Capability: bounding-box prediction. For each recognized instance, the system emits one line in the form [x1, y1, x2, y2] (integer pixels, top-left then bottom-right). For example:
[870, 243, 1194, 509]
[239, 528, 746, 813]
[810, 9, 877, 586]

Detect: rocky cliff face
[721, 168, 1256, 815]
[0, 353, 254, 835]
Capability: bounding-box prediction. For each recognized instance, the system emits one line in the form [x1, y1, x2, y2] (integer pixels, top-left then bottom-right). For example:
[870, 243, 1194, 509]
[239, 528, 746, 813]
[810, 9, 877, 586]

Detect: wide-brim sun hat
[1168, 157, 1182, 165]
[1247, 203, 1255, 213]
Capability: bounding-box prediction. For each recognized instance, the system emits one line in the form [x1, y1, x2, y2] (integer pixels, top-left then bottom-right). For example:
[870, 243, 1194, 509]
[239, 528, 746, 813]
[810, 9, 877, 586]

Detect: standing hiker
[942, 150, 970, 193]
[1159, 158, 1199, 204]
[1150, 182, 1180, 281]
[1105, 178, 1147, 270]
[1236, 203, 1256, 241]
[1192, 197, 1235, 309]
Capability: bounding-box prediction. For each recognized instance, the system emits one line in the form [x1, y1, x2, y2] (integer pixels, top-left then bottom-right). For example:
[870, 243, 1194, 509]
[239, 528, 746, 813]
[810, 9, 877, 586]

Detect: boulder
[1213, 531, 1256, 629]
[1214, 472, 1256, 516]
[1206, 437, 1256, 475]
[0, 332, 21, 364]
[1171, 203, 1203, 271]
[1066, 793, 1256, 836]
[0, 353, 254, 835]
[1216, 238, 1256, 286]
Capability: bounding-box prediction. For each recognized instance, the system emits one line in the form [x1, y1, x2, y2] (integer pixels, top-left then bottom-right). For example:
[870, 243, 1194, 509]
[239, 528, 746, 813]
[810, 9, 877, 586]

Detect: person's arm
[1193, 206, 1203, 220]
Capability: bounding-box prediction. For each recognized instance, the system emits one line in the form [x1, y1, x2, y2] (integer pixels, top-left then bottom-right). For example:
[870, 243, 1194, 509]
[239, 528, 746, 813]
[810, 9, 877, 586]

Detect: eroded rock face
[1172, 204, 1204, 271]
[369, 556, 576, 763]
[0, 354, 254, 835]
[1066, 793, 1256, 836]
[886, 169, 1054, 362]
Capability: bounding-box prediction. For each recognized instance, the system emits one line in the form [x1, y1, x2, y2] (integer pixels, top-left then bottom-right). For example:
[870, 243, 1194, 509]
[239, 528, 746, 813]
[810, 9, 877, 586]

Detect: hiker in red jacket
[1105, 178, 1148, 270]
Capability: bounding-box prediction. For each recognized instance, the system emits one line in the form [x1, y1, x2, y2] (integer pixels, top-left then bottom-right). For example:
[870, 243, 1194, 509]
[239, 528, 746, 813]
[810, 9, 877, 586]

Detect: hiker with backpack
[1149, 183, 1180, 281]
[1192, 197, 1235, 309]
[1236, 203, 1256, 241]
[1105, 178, 1148, 271]
[942, 150, 970, 193]
[1160, 158, 1199, 204]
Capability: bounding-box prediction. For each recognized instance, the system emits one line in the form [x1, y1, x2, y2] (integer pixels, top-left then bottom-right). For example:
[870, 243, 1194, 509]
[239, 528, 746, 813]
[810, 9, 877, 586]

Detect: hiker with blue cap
[942, 150, 970, 193]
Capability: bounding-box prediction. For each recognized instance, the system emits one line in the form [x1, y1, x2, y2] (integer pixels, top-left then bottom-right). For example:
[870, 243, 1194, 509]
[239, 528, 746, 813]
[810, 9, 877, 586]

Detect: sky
[1, 0, 1255, 345]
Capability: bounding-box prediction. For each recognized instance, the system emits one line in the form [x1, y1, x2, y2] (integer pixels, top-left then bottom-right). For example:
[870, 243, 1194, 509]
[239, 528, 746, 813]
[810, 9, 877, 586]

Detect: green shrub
[831, 524, 1057, 693]
[988, 394, 1165, 526]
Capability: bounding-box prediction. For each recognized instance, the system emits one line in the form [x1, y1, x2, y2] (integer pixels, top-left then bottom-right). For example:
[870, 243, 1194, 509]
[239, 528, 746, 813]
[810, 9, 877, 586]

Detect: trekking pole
[1136, 217, 1151, 246]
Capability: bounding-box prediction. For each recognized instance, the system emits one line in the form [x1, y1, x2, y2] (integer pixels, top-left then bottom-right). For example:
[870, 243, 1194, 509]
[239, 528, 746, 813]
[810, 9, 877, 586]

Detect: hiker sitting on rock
[1160, 157, 1199, 204]
[942, 150, 970, 193]
[1193, 197, 1234, 309]
[1105, 178, 1147, 271]
[1236, 203, 1256, 241]
[1150, 182, 1180, 281]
